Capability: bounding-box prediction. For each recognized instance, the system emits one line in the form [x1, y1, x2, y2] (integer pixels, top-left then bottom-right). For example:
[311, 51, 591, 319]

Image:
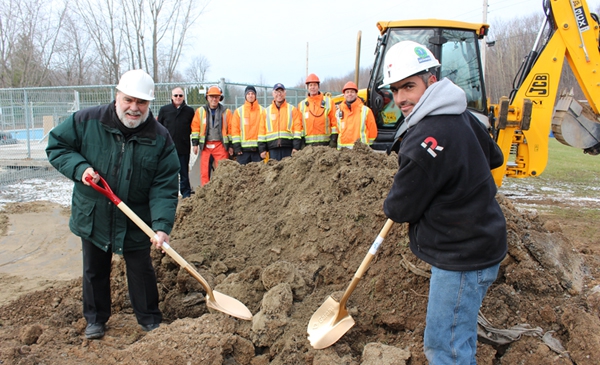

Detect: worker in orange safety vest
[258, 83, 303, 161]
[298, 73, 337, 148]
[336, 81, 377, 149]
[231, 85, 265, 164]
[191, 85, 233, 186]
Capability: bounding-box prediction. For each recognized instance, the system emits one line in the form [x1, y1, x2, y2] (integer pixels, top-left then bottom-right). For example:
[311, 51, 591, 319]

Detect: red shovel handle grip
[85, 175, 122, 206]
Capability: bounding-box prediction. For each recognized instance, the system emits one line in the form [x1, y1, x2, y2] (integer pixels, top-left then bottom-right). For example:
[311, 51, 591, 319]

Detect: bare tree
[485, 14, 544, 101]
[0, 0, 67, 87]
[185, 55, 211, 83]
[75, 0, 124, 83]
[484, 11, 595, 104]
[159, 0, 208, 82]
[0, 0, 18, 87]
[122, 0, 148, 71]
[50, 9, 97, 86]
[0, 0, 209, 86]
[118, 0, 208, 82]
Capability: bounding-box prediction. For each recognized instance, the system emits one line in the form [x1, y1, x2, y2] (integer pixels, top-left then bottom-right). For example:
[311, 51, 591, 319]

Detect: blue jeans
[424, 263, 500, 365]
[237, 150, 262, 165]
[268, 147, 292, 161]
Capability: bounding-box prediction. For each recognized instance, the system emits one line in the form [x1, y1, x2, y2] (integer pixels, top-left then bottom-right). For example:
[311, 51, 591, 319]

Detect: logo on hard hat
[414, 47, 432, 64]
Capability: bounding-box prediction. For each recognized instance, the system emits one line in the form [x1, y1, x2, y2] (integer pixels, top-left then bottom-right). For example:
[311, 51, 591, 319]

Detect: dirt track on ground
[1, 144, 600, 364]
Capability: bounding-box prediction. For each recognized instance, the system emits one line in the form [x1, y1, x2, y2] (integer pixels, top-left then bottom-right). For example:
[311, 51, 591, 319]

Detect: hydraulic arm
[490, 0, 600, 185]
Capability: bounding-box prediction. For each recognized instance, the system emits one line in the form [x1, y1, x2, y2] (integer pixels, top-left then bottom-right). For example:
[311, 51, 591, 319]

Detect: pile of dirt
[2, 144, 600, 364]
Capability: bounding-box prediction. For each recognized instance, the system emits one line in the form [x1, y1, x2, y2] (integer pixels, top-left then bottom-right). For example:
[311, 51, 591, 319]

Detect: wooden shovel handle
[338, 219, 394, 308]
[86, 174, 214, 296]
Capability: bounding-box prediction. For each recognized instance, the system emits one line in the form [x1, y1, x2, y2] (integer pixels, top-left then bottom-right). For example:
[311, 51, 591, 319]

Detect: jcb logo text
[526, 74, 549, 97]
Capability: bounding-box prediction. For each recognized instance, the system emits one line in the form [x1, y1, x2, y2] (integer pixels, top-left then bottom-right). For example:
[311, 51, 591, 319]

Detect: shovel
[86, 174, 253, 321]
[307, 218, 394, 349]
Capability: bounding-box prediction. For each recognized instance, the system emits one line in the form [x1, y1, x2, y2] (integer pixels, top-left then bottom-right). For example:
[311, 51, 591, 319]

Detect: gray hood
[405, 77, 467, 129]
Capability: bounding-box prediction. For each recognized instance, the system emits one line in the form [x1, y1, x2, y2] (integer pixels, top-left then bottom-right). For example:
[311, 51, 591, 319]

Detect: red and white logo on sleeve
[421, 137, 444, 157]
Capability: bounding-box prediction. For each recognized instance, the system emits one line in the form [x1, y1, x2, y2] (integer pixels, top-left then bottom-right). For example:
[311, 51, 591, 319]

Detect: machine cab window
[368, 24, 487, 150]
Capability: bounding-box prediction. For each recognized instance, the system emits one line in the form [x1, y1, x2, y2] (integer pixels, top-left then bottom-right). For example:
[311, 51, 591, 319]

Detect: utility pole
[355, 31, 362, 86]
[481, 0, 488, 77]
[306, 42, 309, 78]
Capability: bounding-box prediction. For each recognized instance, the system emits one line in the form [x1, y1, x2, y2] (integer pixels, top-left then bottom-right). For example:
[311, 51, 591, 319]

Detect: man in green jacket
[46, 69, 180, 340]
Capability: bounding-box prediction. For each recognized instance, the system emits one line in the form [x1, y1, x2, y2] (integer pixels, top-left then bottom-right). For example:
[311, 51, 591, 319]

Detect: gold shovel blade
[92, 183, 254, 322]
[307, 296, 355, 349]
[207, 290, 253, 321]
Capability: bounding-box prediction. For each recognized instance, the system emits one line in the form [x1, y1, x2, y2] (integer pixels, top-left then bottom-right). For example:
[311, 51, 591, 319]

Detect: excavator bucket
[552, 93, 600, 154]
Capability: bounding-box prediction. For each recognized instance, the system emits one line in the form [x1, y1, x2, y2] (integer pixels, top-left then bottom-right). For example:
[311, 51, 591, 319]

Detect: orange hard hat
[342, 81, 358, 92]
[206, 85, 223, 96]
[305, 73, 320, 84]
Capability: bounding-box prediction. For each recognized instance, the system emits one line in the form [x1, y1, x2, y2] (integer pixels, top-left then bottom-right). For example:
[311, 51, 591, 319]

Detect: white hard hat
[380, 41, 440, 88]
[116, 69, 155, 100]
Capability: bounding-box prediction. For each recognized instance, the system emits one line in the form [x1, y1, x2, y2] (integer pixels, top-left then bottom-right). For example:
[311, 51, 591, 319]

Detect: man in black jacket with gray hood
[381, 41, 507, 364]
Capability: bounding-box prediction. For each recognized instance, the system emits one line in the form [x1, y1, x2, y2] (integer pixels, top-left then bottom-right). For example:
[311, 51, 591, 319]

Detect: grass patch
[544, 206, 600, 220]
[540, 206, 600, 243]
[500, 138, 600, 245]
[502, 138, 600, 199]
[540, 138, 600, 184]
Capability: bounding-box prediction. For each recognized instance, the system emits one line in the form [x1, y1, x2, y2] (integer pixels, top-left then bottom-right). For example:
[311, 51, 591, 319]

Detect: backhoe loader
[359, 0, 600, 185]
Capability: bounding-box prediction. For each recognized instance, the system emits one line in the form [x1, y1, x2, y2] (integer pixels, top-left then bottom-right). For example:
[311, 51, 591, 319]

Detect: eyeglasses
[173, 94, 183, 97]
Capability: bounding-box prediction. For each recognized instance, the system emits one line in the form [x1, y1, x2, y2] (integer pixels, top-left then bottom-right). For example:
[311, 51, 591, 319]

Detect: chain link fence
[0, 80, 320, 187]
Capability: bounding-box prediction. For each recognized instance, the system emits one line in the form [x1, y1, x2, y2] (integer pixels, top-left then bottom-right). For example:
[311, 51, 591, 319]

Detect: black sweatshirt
[384, 79, 507, 271]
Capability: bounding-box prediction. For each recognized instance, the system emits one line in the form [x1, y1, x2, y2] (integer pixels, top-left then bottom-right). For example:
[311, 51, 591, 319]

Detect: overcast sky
[188, 0, 599, 87]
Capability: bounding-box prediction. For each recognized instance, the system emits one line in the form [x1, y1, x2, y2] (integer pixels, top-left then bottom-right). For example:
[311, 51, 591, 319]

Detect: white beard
[116, 107, 149, 129]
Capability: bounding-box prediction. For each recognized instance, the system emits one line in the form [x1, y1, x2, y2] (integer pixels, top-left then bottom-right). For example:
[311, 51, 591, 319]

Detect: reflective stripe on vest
[260, 104, 294, 142]
[337, 105, 370, 149]
[300, 96, 332, 143]
[195, 107, 229, 145]
[234, 105, 261, 148]
[190, 108, 201, 141]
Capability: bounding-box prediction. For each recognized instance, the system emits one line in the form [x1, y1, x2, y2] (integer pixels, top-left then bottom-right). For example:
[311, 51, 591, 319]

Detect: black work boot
[140, 323, 160, 332]
[85, 323, 105, 339]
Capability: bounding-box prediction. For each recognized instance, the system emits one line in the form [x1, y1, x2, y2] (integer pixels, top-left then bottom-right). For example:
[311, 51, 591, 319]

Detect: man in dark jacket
[381, 41, 507, 364]
[158, 87, 195, 198]
[46, 69, 180, 340]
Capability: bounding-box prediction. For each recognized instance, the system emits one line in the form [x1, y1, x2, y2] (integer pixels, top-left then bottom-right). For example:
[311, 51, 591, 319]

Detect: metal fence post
[23, 90, 31, 159]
